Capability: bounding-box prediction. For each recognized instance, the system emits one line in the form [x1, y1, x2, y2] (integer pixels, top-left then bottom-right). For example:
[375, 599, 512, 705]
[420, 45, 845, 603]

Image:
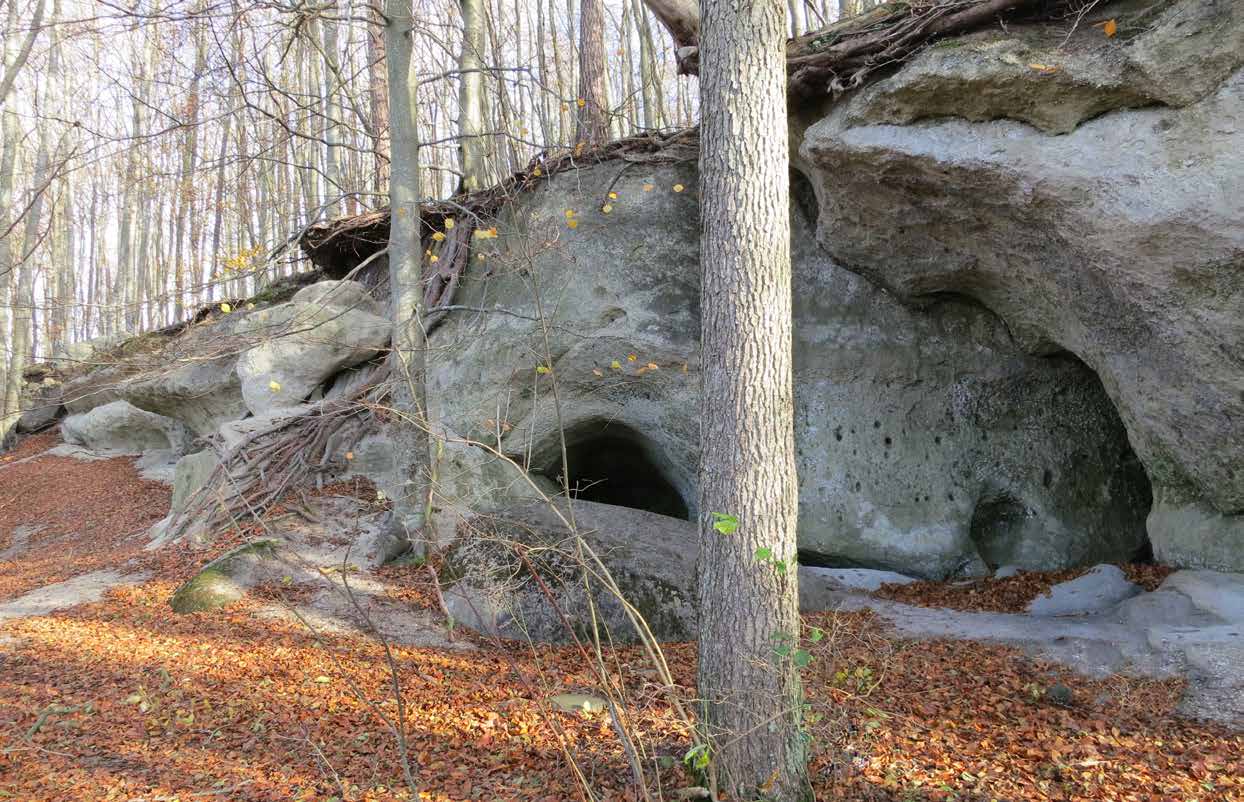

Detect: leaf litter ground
[1, 435, 1240, 801]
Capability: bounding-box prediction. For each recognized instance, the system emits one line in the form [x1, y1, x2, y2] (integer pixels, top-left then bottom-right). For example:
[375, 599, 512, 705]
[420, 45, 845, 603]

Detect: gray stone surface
[61, 400, 193, 456]
[798, 567, 917, 593]
[291, 279, 382, 317]
[1026, 564, 1142, 617]
[148, 449, 221, 546]
[841, 0, 1243, 135]
[426, 160, 1150, 578]
[798, 0, 1244, 571]
[442, 500, 698, 643]
[236, 289, 391, 416]
[803, 568, 1244, 728]
[1148, 494, 1244, 572]
[0, 570, 149, 620]
[16, 379, 63, 433]
[52, 331, 133, 368]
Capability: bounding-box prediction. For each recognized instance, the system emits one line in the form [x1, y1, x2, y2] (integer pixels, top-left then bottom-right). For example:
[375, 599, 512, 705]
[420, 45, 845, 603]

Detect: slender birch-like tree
[385, 0, 432, 563]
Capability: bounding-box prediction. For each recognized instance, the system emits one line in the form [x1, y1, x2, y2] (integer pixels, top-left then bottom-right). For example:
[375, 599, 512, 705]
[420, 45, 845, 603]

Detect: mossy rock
[169, 539, 281, 614]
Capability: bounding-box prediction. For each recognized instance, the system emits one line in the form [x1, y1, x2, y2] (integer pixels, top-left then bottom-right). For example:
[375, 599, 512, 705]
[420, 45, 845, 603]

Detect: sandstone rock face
[148, 449, 222, 547]
[61, 400, 193, 456]
[16, 379, 62, 433]
[425, 160, 1150, 578]
[443, 501, 699, 642]
[291, 279, 383, 317]
[798, 0, 1243, 570]
[236, 282, 390, 416]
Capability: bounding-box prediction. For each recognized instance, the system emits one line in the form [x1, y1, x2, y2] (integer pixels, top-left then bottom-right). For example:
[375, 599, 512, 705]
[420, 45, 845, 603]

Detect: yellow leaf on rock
[627, 354, 637, 362]
[532, 167, 542, 176]
[444, 217, 455, 230]
[608, 192, 618, 200]
[672, 183, 685, 193]
[219, 303, 232, 314]
[601, 204, 613, 214]
[610, 360, 621, 370]
[429, 255, 439, 263]
[567, 219, 578, 229]
[432, 231, 446, 242]
[535, 365, 551, 375]
[269, 380, 282, 392]
[576, 98, 586, 108]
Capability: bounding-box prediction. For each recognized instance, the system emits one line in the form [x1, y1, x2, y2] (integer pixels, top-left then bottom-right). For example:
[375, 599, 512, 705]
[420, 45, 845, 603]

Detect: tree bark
[457, 0, 488, 191]
[574, 0, 610, 145]
[367, 4, 392, 192]
[696, 0, 809, 798]
[385, 0, 433, 560]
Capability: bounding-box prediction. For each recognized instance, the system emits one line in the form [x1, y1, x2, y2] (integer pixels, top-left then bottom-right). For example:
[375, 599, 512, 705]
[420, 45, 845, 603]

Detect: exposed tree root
[158, 363, 387, 546]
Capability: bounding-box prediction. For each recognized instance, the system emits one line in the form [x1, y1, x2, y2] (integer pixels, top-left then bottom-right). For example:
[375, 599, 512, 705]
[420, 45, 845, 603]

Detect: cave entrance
[535, 424, 689, 520]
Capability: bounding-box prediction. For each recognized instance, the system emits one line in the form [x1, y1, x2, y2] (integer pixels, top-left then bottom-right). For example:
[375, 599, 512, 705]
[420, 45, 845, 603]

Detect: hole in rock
[534, 423, 689, 520]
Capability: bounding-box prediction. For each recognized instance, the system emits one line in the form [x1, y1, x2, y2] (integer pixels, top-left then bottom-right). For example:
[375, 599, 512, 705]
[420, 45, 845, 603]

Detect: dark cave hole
[536, 430, 689, 520]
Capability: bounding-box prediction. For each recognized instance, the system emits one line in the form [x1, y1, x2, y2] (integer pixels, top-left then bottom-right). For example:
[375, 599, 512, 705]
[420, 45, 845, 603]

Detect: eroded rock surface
[799, 0, 1244, 569]
[62, 400, 193, 456]
[236, 282, 390, 416]
[427, 160, 1150, 578]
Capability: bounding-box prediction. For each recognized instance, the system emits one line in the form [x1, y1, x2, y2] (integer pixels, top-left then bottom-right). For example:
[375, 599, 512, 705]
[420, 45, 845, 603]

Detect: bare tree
[575, 0, 609, 144]
[385, 0, 432, 561]
[457, 0, 488, 190]
[696, 0, 809, 798]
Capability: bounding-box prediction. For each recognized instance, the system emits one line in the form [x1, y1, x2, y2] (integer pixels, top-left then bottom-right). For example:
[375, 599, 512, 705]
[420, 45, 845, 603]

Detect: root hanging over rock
[154, 363, 388, 546]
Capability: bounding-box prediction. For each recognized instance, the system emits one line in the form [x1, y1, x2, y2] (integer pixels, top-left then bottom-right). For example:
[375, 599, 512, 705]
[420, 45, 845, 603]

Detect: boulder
[61, 400, 193, 456]
[426, 160, 1150, 578]
[291, 279, 382, 317]
[16, 379, 63, 433]
[168, 539, 281, 613]
[121, 355, 246, 437]
[797, 0, 1244, 569]
[1027, 565, 1142, 617]
[442, 500, 698, 643]
[148, 449, 221, 546]
[236, 288, 391, 416]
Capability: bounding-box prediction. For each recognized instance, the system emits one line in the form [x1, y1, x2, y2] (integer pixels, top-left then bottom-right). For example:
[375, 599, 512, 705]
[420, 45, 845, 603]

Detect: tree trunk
[696, 0, 809, 797]
[575, 0, 609, 145]
[367, 5, 391, 192]
[457, 0, 488, 191]
[385, 0, 432, 561]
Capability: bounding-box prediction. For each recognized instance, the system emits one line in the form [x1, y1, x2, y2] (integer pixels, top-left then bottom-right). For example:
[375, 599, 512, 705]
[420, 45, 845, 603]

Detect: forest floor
[0, 432, 1241, 802]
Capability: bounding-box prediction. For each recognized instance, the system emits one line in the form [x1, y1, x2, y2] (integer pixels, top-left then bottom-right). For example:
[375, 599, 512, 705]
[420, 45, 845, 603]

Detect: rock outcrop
[62, 400, 193, 456]
[425, 159, 1151, 578]
[235, 282, 389, 416]
[798, 0, 1243, 569]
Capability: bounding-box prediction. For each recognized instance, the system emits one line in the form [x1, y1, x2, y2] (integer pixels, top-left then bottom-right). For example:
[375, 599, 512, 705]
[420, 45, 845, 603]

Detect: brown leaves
[1, 443, 1239, 802]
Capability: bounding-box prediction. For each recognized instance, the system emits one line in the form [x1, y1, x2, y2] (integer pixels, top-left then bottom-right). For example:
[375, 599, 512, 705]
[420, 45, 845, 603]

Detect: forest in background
[0, 0, 874, 441]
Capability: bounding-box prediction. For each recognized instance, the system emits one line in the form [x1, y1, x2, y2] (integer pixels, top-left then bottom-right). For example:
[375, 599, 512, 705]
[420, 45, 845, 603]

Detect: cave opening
[534, 424, 689, 520]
